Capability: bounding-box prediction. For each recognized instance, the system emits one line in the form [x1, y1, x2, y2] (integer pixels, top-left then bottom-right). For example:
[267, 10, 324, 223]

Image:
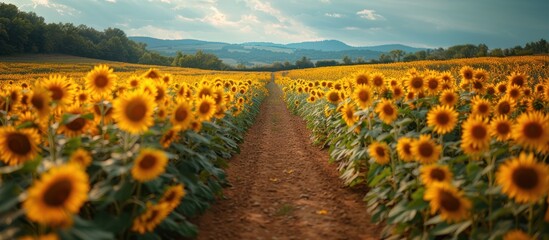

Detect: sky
[5, 0, 549, 48]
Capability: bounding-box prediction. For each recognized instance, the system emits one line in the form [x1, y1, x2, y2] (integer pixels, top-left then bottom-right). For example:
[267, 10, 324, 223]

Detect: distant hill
[129, 37, 428, 66]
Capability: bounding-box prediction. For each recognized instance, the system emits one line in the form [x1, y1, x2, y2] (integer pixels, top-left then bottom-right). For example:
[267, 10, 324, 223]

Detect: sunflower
[471, 97, 491, 118]
[512, 111, 549, 153]
[352, 85, 373, 109]
[69, 148, 92, 168]
[131, 202, 170, 234]
[30, 88, 52, 119]
[23, 164, 89, 227]
[411, 135, 441, 164]
[40, 75, 74, 107]
[420, 165, 453, 186]
[153, 82, 167, 103]
[85, 65, 117, 97]
[195, 96, 217, 122]
[368, 142, 390, 165]
[160, 184, 186, 211]
[19, 233, 59, 240]
[460, 66, 474, 81]
[160, 128, 179, 149]
[58, 105, 93, 138]
[490, 115, 513, 142]
[353, 72, 370, 86]
[170, 101, 193, 130]
[0, 126, 40, 166]
[371, 72, 385, 90]
[326, 89, 341, 104]
[375, 99, 398, 124]
[212, 87, 225, 106]
[190, 118, 202, 132]
[427, 105, 458, 134]
[92, 97, 114, 124]
[113, 90, 156, 134]
[439, 90, 458, 106]
[425, 75, 441, 95]
[397, 137, 415, 162]
[340, 102, 358, 127]
[406, 75, 424, 93]
[507, 85, 522, 100]
[503, 230, 533, 240]
[494, 96, 515, 116]
[391, 85, 404, 100]
[461, 116, 490, 150]
[196, 83, 213, 98]
[496, 152, 549, 203]
[131, 148, 169, 182]
[424, 183, 471, 223]
[142, 68, 162, 80]
[495, 82, 508, 95]
[161, 73, 173, 85]
[507, 72, 527, 88]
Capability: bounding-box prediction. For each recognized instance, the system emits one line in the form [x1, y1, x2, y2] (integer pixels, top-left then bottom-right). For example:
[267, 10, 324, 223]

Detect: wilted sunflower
[170, 101, 193, 130]
[490, 115, 513, 142]
[439, 90, 458, 107]
[131, 148, 169, 182]
[420, 164, 453, 186]
[195, 96, 217, 122]
[0, 126, 40, 166]
[427, 105, 458, 134]
[461, 115, 490, 150]
[353, 85, 373, 109]
[424, 183, 471, 223]
[58, 105, 93, 138]
[411, 134, 442, 164]
[23, 164, 89, 227]
[340, 102, 358, 127]
[113, 90, 156, 134]
[160, 128, 179, 149]
[397, 137, 415, 162]
[511, 111, 549, 153]
[40, 75, 74, 107]
[471, 97, 491, 118]
[326, 89, 341, 104]
[69, 148, 92, 168]
[368, 141, 390, 165]
[85, 64, 117, 96]
[30, 87, 52, 119]
[160, 184, 186, 211]
[496, 152, 549, 204]
[375, 99, 398, 124]
[131, 202, 170, 234]
[503, 230, 532, 240]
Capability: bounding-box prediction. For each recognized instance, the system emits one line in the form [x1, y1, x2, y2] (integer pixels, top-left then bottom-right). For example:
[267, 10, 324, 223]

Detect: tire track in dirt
[195, 80, 381, 240]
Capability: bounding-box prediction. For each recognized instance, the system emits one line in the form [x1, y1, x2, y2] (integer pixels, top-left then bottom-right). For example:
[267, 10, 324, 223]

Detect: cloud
[105, 0, 116, 3]
[356, 9, 383, 20]
[125, 25, 190, 39]
[325, 13, 342, 18]
[344, 27, 359, 31]
[30, 0, 80, 15]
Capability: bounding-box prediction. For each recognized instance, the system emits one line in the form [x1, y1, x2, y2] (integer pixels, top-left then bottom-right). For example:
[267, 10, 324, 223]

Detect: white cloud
[30, 0, 80, 15]
[105, 0, 116, 2]
[325, 13, 342, 18]
[126, 25, 190, 39]
[356, 9, 383, 20]
[344, 27, 359, 31]
[320, 0, 331, 3]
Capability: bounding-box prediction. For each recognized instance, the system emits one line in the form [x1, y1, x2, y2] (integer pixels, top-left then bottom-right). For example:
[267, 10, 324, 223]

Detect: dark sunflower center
[139, 154, 157, 170]
[359, 90, 370, 102]
[471, 125, 487, 139]
[511, 167, 538, 190]
[199, 89, 211, 98]
[145, 209, 159, 222]
[48, 86, 64, 101]
[403, 143, 412, 155]
[510, 89, 519, 98]
[512, 77, 524, 87]
[382, 104, 394, 115]
[43, 179, 72, 207]
[66, 117, 87, 131]
[393, 88, 402, 96]
[428, 79, 438, 89]
[10, 91, 18, 101]
[523, 122, 542, 139]
[130, 80, 139, 87]
[444, 94, 455, 103]
[7, 132, 32, 155]
[175, 107, 188, 122]
[498, 102, 511, 114]
[146, 71, 159, 79]
[411, 77, 423, 89]
[430, 168, 446, 181]
[328, 93, 339, 102]
[346, 109, 354, 119]
[375, 146, 385, 157]
[498, 85, 507, 93]
[125, 99, 147, 122]
[418, 142, 434, 157]
[199, 102, 211, 114]
[78, 93, 88, 102]
[164, 191, 176, 202]
[356, 75, 368, 85]
[31, 95, 45, 110]
[473, 81, 483, 90]
[374, 78, 383, 86]
[496, 122, 511, 135]
[464, 71, 473, 79]
[439, 190, 461, 212]
[94, 75, 109, 88]
[155, 88, 165, 101]
[477, 104, 489, 114]
[436, 112, 450, 125]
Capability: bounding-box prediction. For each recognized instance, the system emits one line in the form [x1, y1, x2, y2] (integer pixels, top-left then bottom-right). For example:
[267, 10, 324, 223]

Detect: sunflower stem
[487, 155, 495, 234]
[528, 203, 534, 235]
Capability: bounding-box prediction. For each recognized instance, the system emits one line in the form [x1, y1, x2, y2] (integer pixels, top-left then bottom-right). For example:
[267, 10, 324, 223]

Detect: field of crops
[277, 56, 549, 239]
[0, 60, 270, 239]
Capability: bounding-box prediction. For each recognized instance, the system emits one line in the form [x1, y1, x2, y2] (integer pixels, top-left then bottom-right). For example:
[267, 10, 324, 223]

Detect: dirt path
[195, 81, 380, 240]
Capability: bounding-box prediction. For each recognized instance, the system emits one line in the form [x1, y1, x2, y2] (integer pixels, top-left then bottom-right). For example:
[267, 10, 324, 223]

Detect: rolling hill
[129, 37, 427, 66]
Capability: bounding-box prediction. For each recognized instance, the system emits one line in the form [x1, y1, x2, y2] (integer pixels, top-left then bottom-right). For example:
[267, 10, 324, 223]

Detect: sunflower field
[277, 56, 549, 239]
[0, 63, 269, 239]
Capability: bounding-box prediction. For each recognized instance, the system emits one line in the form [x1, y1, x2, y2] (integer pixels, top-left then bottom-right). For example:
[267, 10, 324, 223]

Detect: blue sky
[5, 0, 549, 48]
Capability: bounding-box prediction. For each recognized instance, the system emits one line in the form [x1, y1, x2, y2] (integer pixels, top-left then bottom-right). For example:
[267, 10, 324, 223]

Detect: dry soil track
[195, 81, 381, 240]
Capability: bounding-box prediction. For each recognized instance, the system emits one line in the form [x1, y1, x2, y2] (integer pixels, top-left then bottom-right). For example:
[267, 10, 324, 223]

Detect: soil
[195, 81, 381, 240]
